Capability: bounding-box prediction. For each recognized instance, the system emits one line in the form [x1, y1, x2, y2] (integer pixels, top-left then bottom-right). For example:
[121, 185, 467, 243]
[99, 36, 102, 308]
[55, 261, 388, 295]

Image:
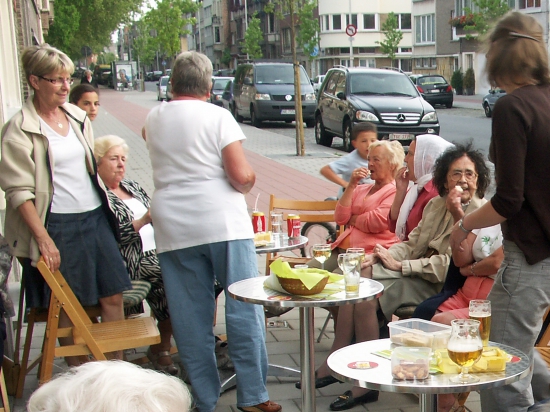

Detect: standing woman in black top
[450, 12, 550, 412]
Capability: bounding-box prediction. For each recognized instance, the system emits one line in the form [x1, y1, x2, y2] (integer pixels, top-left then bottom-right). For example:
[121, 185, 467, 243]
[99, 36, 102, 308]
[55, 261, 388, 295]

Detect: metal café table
[327, 338, 530, 412]
[254, 234, 309, 254]
[228, 275, 384, 412]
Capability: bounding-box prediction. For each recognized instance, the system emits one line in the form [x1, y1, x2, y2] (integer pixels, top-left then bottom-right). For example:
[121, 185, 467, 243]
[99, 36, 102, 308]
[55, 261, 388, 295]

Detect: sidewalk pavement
[8, 87, 482, 412]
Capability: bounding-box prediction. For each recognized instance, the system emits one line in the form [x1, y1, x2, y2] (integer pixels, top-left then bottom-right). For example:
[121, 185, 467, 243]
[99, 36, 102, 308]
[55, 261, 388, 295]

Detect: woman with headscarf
[388, 134, 454, 241]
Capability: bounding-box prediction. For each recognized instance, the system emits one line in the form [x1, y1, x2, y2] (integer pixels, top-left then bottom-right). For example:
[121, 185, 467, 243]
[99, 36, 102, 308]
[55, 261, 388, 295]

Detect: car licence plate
[281, 109, 295, 115]
[429, 89, 440, 93]
[389, 133, 413, 140]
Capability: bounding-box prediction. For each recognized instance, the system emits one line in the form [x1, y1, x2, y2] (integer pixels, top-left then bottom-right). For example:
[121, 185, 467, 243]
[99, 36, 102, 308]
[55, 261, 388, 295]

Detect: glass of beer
[312, 244, 331, 271]
[447, 319, 483, 383]
[469, 299, 491, 347]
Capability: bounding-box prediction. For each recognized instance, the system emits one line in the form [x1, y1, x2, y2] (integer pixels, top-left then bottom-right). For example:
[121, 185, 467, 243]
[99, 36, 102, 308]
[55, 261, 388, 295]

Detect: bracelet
[470, 262, 478, 277]
[458, 217, 472, 233]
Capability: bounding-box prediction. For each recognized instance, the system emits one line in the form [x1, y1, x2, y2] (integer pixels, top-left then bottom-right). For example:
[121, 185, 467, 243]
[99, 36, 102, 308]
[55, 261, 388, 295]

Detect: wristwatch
[458, 217, 472, 233]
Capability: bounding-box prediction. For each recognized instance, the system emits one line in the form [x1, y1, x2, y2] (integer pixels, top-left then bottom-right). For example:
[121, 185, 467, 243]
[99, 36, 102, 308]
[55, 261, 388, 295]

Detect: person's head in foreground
[170, 51, 213, 98]
[351, 122, 378, 160]
[485, 11, 550, 91]
[26, 361, 192, 412]
[432, 141, 490, 201]
[69, 83, 100, 121]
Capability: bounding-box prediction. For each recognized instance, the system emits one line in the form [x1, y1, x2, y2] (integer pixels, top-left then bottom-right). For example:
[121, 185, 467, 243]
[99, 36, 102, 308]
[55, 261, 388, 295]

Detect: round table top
[327, 338, 530, 395]
[227, 276, 384, 308]
[255, 235, 308, 254]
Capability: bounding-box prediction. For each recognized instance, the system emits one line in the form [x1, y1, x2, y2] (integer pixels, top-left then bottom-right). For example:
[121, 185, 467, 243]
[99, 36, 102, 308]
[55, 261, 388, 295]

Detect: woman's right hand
[395, 166, 410, 193]
[38, 235, 60, 271]
[350, 167, 370, 186]
[446, 186, 465, 222]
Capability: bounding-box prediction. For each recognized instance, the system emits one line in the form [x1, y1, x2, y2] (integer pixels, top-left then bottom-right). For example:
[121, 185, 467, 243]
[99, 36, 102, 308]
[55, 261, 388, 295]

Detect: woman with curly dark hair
[315, 142, 490, 411]
[450, 11, 550, 412]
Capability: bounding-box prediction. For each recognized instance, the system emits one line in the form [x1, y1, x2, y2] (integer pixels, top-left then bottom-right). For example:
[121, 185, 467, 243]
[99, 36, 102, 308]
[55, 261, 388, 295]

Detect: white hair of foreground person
[27, 361, 192, 412]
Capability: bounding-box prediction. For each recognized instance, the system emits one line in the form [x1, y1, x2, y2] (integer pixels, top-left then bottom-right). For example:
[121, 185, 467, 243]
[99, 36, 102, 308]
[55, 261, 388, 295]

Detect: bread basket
[276, 275, 329, 296]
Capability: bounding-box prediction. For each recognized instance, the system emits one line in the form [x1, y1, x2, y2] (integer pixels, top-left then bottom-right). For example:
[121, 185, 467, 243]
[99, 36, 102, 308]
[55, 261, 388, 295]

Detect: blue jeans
[158, 239, 268, 412]
[480, 241, 550, 411]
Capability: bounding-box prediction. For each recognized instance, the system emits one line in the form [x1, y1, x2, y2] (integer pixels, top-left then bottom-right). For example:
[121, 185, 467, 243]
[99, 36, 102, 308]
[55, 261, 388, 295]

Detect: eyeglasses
[37, 75, 74, 86]
[449, 170, 478, 182]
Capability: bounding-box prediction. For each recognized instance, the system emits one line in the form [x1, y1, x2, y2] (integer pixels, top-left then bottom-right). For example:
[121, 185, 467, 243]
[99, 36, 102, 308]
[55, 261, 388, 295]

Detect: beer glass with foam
[447, 319, 483, 383]
[469, 299, 491, 346]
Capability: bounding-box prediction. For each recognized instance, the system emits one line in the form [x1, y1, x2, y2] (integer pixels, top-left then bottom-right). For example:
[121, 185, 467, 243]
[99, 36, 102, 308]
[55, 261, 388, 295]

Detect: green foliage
[451, 70, 464, 94]
[97, 52, 117, 65]
[296, 0, 320, 62]
[221, 48, 232, 66]
[46, 0, 143, 60]
[463, 0, 509, 37]
[463, 68, 475, 91]
[131, 20, 157, 65]
[242, 12, 263, 59]
[376, 12, 403, 62]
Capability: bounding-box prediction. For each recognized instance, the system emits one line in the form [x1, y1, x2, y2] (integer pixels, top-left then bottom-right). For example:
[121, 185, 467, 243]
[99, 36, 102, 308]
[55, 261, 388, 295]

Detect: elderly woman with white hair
[0, 44, 130, 366]
[144, 51, 280, 412]
[94, 135, 177, 375]
[27, 361, 192, 412]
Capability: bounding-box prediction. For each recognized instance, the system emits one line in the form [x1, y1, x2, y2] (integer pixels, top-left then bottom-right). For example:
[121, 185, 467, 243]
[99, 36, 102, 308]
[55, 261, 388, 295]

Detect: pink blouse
[332, 182, 400, 253]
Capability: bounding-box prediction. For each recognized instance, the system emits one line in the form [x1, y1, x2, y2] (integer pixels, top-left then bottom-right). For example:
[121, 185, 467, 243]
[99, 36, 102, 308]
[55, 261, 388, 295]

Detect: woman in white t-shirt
[0, 44, 131, 367]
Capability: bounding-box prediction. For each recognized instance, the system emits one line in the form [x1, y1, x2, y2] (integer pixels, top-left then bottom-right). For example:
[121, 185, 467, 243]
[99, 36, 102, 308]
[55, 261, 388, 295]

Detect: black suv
[315, 67, 440, 151]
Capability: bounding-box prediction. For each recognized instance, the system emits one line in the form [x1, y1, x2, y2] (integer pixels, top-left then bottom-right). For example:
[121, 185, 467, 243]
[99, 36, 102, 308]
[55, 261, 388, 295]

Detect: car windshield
[418, 76, 447, 86]
[160, 77, 169, 86]
[349, 73, 418, 97]
[213, 79, 231, 90]
[255, 65, 310, 84]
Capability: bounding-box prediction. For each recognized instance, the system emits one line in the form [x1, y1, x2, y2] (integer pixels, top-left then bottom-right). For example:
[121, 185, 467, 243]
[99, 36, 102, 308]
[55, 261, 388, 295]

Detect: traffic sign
[162, 60, 167, 66]
[311, 46, 319, 57]
[345, 24, 357, 37]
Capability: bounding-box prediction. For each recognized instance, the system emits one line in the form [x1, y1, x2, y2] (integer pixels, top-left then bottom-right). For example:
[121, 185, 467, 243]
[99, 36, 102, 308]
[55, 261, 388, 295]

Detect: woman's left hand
[373, 244, 402, 272]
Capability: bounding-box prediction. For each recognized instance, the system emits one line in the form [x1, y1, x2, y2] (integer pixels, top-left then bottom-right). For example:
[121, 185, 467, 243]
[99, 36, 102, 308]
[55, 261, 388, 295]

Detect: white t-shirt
[41, 121, 101, 213]
[328, 150, 373, 198]
[123, 198, 156, 252]
[471, 224, 503, 279]
[145, 100, 253, 253]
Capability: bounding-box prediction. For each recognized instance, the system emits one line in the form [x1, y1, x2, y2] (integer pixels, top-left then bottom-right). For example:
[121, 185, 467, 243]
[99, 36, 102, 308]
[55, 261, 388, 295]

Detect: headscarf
[395, 135, 454, 240]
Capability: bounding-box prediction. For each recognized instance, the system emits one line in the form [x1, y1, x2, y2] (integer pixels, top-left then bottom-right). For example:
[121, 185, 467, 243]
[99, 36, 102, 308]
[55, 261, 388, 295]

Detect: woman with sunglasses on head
[450, 12, 550, 412]
[0, 44, 131, 366]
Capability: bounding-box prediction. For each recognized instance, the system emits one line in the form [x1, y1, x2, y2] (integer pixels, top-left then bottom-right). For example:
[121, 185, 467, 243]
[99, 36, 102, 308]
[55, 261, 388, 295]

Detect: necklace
[36, 106, 63, 129]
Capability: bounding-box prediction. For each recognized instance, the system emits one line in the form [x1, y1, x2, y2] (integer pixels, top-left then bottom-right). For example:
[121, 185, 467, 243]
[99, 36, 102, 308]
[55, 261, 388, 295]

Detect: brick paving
[7, 87, 482, 412]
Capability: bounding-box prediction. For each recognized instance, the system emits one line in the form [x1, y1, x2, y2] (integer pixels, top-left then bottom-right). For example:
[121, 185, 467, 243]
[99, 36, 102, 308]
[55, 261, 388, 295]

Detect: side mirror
[336, 91, 346, 100]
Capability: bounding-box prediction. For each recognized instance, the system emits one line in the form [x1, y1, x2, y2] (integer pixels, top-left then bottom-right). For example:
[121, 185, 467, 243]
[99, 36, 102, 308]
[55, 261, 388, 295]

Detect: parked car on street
[482, 88, 506, 117]
[152, 70, 163, 81]
[145, 72, 153, 81]
[157, 76, 170, 101]
[214, 68, 235, 77]
[312, 74, 326, 95]
[221, 79, 234, 111]
[210, 77, 233, 107]
[315, 67, 440, 151]
[232, 62, 316, 128]
[410, 74, 453, 108]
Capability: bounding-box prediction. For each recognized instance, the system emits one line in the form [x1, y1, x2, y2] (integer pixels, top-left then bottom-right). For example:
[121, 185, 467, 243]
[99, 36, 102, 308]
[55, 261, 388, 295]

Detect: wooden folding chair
[536, 307, 550, 366]
[0, 369, 10, 412]
[265, 195, 339, 275]
[36, 260, 160, 384]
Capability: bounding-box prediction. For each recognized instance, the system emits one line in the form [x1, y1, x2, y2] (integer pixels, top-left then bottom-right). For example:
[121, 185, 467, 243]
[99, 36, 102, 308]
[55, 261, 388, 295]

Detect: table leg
[300, 307, 316, 412]
[419, 394, 437, 412]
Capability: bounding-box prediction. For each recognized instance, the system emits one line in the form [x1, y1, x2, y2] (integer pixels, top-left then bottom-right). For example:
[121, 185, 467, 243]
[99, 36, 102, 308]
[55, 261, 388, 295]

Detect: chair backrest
[268, 195, 338, 228]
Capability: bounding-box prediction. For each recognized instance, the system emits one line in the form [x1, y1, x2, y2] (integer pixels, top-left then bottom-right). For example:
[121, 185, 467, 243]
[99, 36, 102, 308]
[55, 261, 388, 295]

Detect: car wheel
[483, 103, 492, 118]
[305, 119, 315, 128]
[251, 106, 262, 128]
[445, 100, 453, 108]
[315, 116, 333, 147]
[343, 121, 353, 153]
[232, 104, 243, 123]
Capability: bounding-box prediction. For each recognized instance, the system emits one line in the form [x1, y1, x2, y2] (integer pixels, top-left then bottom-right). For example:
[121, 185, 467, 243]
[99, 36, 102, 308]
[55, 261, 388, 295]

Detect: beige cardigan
[0, 97, 99, 264]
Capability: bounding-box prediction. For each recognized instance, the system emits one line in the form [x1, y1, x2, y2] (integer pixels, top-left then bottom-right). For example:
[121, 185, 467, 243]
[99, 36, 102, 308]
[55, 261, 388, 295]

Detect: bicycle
[299, 197, 338, 258]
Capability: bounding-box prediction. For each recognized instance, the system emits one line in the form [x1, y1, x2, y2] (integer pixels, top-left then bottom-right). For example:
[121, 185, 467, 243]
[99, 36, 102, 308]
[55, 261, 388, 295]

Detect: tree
[376, 12, 403, 65]
[264, 0, 319, 156]
[46, 0, 143, 60]
[132, 21, 158, 66]
[242, 12, 263, 59]
[143, 0, 198, 59]
[463, 0, 509, 37]
[221, 48, 232, 67]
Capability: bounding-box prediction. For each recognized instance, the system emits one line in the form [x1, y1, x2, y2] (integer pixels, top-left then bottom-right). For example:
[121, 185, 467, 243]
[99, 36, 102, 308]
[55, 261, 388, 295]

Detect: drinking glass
[337, 253, 347, 273]
[346, 248, 365, 272]
[312, 244, 331, 271]
[447, 319, 483, 383]
[342, 253, 360, 296]
[469, 299, 491, 347]
[270, 212, 283, 239]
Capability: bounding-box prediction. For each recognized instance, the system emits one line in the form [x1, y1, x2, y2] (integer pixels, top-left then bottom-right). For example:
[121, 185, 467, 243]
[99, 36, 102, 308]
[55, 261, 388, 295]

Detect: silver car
[157, 76, 169, 101]
[482, 88, 506, 117]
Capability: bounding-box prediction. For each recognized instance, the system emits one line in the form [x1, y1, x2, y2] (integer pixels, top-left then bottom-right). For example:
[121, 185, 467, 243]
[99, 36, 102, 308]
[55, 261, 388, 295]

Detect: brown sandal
[147, 347, 179, 376]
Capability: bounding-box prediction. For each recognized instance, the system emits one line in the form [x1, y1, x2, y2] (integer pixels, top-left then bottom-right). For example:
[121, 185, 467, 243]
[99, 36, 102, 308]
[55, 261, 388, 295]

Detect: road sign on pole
[345, 24, 357, 37]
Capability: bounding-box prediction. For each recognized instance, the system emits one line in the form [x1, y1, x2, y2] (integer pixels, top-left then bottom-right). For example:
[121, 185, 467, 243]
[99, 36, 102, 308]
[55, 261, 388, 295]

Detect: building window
[340, 47, 350, 54]
[282, 28, 291, 52]
[430, 57, 437, 67]
[399, 47, 412, 53]
[340, 59, 351, 67]
[346, 14, 358, 28]
[358, 47, 376, 54]
[333, 14, 342, 30]
[415, 15, 435, 44]
[422, 58, 429, 67]
[267, 13, 275, 33]
[455, 0, 479, 16]
[519, 0, 541, 7]
[363, 14, 376, 30]
[359, 59, 376, 68]
[214, 26, 221, 43]
[399, 14, 412, 30]
[400, 59, 413, 72]
[415, 58, 422, 68]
